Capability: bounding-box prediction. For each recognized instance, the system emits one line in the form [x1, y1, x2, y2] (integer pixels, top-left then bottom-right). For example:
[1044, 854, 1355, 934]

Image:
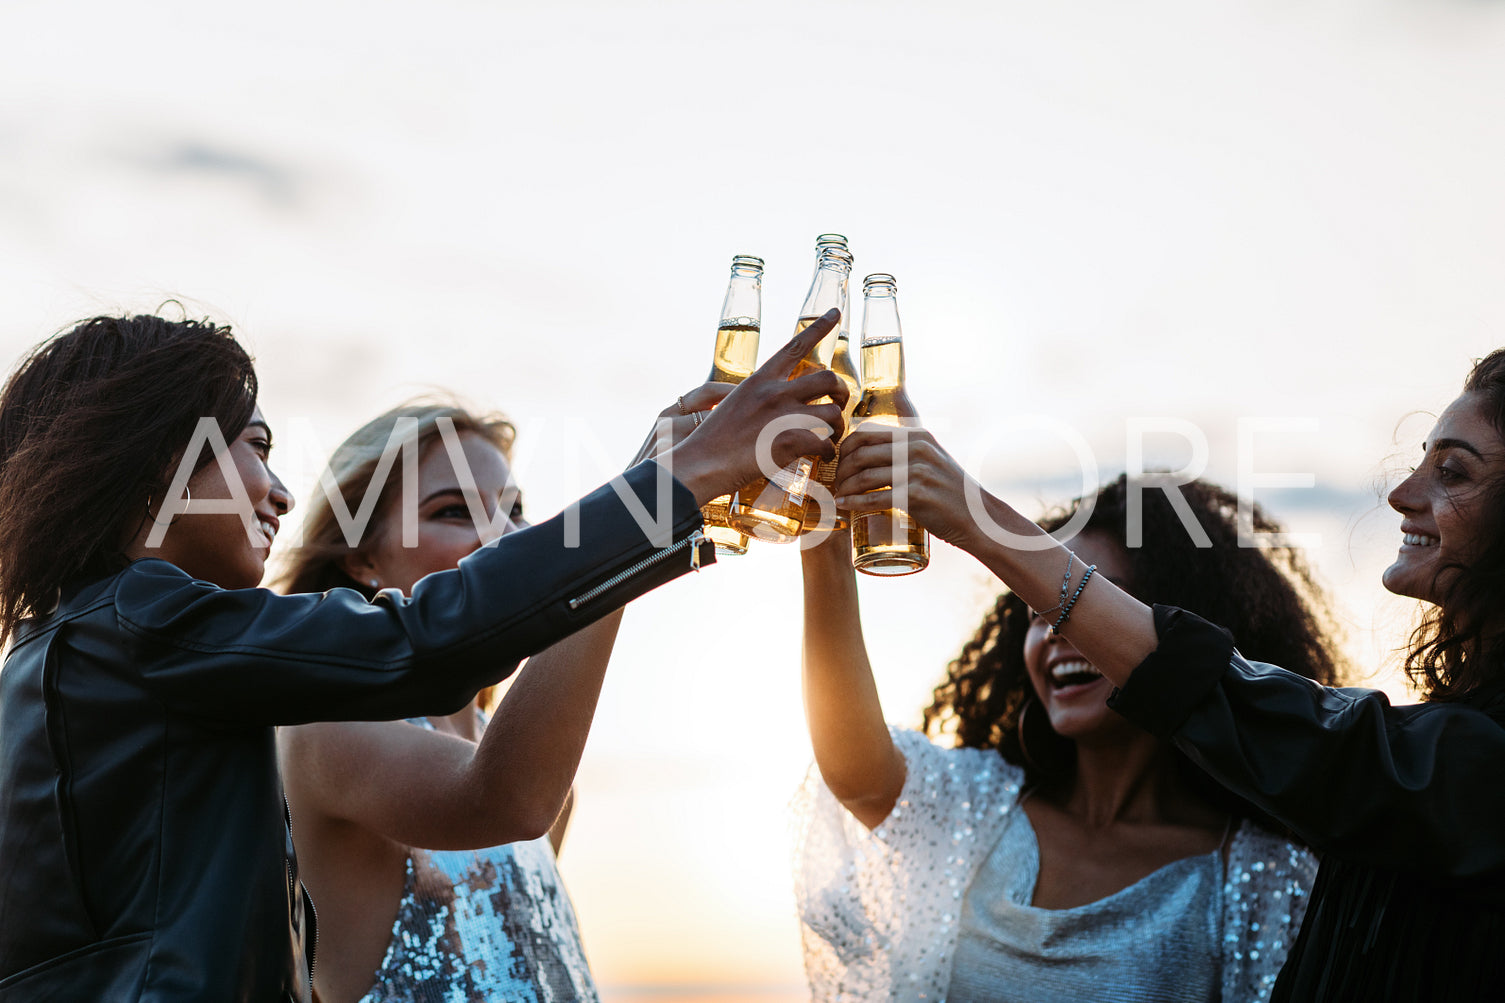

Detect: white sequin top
[793, 728, 1317, 1003]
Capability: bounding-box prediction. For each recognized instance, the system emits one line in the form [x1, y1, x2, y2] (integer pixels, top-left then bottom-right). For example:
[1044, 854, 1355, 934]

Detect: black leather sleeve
[1108, 605, 1505, 879]
[111, 460, 713, 726]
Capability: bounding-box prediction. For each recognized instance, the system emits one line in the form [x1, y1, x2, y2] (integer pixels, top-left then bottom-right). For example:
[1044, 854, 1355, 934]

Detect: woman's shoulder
[1228, 820, 1318, 873]
[1220, 821, 1320, 1000]
[888, 726, 1026, 811]
[1225, 819, 1320, 923]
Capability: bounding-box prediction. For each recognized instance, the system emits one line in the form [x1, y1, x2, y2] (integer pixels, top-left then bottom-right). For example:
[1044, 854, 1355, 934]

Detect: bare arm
[548, 787, 574, 855]
[833, 425, 1158, 686]
[280, 609, 622, 850]
[800, 531, 905, 831]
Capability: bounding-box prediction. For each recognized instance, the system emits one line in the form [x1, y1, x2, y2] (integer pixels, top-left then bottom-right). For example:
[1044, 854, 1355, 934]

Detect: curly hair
[1405, 348, 1505, 704]
[921, 475, 1344, 806]
[0, 314, 257, 643]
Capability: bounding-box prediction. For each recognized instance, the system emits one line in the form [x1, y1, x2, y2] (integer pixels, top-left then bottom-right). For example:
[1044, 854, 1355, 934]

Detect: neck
[1059, 732, 1197, 828]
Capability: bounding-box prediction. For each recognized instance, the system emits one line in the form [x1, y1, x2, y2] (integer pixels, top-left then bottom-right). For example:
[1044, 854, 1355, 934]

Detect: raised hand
[832, 422, 980, 549]
[629, 383, 735, 467]
[664, 308, 848, 506]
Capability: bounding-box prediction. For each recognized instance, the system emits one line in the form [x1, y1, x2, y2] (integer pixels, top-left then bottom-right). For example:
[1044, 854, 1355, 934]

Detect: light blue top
[948, 805, 1222, 1002]
[795, 728, 1317, 1002]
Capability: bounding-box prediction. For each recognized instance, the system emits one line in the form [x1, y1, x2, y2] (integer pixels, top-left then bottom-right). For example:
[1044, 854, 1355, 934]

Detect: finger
[786, 368, 848, 410]
[679, 382, 735, 412]
[834, 437, 900, 481]
[832, 466, 896, 500]
[806, 402, 846, 440]
[838, 423, 903, 455]
[835, 488, 894, 513]
[772, 428, 838, 467]
[758, 307, 839, 381]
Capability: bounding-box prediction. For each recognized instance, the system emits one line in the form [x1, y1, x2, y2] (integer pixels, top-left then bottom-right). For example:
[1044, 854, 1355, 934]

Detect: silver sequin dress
[793, 727, 1317, 1003]
[355, 718, 599, 1003]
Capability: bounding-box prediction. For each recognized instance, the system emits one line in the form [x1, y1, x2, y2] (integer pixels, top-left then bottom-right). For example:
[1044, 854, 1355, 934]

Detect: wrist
[961, 490, 1044, 562]
[800, 527, 852, 563]
[656, 442, 726, 507]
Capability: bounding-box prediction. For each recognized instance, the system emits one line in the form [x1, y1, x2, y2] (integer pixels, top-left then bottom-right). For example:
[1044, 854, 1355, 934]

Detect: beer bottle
[727, 241, 852, 542]
[700, 254, 764, 555]
[802, 239, 861, 533]
[850, 273, 929, 575]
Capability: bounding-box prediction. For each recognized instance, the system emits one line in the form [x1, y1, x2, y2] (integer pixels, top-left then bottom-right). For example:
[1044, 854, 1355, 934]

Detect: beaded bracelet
[1050, 563, 1097, 635]
[1030, 551, 1076, 620]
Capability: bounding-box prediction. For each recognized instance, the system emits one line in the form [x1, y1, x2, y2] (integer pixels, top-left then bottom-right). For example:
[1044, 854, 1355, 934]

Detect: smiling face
[346, 431, 524, 594]
[1384, 392, 1505, 606]
[1022, 530, 1143, 745]
[135, 406, 294, 589]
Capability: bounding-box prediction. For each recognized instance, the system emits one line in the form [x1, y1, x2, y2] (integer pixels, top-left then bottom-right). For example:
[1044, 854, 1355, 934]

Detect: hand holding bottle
[832, 421, 979, 550]
[665, 308, 848, 507]
[628, 383, 735, 468]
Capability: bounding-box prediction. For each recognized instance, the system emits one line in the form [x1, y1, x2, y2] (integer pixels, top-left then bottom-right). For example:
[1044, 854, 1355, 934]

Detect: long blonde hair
[273, 397, 516, 710]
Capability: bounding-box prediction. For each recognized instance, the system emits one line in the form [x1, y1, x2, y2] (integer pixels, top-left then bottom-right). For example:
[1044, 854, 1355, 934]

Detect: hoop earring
[1017, 697, 1043, 773]
[1017, 694, 1074, 778]
[147, 487, 192, 526]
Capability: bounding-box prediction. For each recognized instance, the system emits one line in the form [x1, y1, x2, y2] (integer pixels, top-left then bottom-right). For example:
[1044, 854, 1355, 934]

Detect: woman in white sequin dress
[275, 397, 716, 1003]
[795, 476, 1343, 1002]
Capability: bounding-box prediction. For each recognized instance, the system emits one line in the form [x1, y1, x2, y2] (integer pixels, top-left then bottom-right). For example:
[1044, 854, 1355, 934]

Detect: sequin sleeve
[792, 727, 1024, 1001]
[1220, 824, 1319, 1003]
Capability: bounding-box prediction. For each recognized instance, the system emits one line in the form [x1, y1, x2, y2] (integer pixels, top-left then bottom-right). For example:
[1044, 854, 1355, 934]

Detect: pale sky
[4, 0, 1505, 996]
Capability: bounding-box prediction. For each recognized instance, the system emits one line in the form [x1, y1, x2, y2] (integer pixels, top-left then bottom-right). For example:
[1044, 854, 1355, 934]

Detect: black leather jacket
[1108, 605, 1505, 1000]
[0, 461, 712, 1002]
[1109, 605, 1505, 880]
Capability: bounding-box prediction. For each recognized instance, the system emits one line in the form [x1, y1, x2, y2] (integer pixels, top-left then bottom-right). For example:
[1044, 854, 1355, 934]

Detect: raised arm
[279, 610, 623, 850]
[106, 314, 850, 727]
[800, 531, 905, 830]
[833, 423, 1505, 875]
[1111, 606, 1505, 876]
[832, 424, 1159, 687]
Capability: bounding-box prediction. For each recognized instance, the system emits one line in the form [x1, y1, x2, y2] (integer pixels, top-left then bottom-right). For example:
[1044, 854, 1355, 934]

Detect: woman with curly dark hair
[794, 474, 1342, 1001]
[829, 348, 1505, 1002]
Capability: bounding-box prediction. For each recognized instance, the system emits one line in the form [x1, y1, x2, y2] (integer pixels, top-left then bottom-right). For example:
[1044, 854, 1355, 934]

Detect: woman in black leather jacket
[830, 348, 1505, 1001]
[0, 310, 847, 1002]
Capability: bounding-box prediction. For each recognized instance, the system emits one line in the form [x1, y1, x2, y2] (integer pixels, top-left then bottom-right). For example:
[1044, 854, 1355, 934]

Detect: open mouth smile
[1049, 658, 1104, 691]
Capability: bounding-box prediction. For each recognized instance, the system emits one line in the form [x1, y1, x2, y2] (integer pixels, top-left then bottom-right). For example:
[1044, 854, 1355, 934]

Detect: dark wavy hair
[922, 475, 1344, 815]
[0, 314, 257, 642]
[1405, 348, 1505, 703]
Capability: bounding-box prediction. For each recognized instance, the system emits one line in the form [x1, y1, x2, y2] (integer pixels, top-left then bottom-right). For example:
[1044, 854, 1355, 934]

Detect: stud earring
[369, 579, 379, 589]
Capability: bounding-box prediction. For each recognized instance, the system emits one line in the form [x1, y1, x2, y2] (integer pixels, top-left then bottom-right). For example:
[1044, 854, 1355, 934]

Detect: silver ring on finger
[691, 411, 704, 428]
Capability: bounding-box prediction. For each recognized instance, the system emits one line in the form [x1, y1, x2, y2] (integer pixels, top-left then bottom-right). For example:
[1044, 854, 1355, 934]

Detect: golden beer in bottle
[700, 255, 764, 555]
[727, 240, 852, 542]
[802, 316, 860, 533]
[851, 273, 929, 576]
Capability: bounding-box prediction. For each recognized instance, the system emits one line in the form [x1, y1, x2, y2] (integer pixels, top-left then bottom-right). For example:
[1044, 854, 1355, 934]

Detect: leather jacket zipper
[284, 793, 317, 998]
[568, 529, 706, 611]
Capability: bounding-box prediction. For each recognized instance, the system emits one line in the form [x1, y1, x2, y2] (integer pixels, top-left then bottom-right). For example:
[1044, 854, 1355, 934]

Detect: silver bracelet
[1050, 563, 1096, 635]
[1030, 551, 1076, 619]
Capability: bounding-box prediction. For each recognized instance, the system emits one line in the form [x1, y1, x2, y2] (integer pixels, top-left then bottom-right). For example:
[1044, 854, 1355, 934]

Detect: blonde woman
[277, 401, 652, 1001]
